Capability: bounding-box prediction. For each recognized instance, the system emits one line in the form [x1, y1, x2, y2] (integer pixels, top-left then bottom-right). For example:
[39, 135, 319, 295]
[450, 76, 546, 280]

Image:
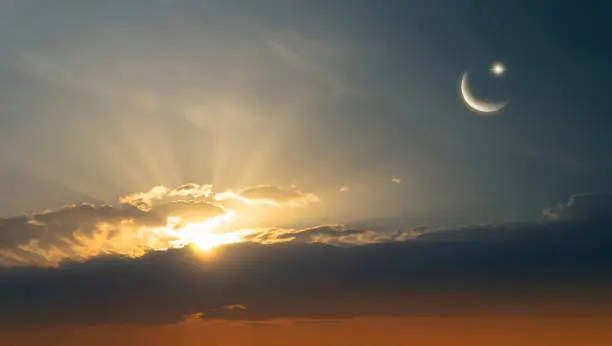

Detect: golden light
[161, 209, 255, 251]
[192, 232, 244, 251]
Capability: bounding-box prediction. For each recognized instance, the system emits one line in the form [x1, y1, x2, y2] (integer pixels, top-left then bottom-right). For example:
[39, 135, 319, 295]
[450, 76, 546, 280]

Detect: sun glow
[156, 209, 252, 251]
[191, 232, 244, 251]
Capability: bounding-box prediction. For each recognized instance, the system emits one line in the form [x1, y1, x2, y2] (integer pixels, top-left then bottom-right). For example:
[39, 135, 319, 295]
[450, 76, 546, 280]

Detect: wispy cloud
[541, 193, 612, 222]
[214, 185, 320, 208]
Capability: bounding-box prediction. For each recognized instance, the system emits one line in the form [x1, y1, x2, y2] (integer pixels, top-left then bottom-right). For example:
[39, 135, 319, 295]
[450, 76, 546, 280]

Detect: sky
[1, 0, 612, 345]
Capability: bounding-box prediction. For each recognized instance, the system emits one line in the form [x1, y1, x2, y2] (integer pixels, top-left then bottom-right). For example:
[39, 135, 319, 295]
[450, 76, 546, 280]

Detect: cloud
[541, 193, 612, 222]
[119, 184, 214, 211]
[391, 177, 402, 184]
[214, 185, 319, 207]
[0, 200, 222, 266]
[169, 183, 214, 198]
[0, 203, 148, 248]
[1, 213, 612, 324]
[339, 185, 349, 192]
[152, 201, 225, 223]
[236, 224, 423, 247]
[119, 185, 171, 211]
[3, 190, 609, 268]
[0, 183, 322, 266]
[1, 192, 612, 325]
[0, 182, 431, 266]
[274, 224, 423, 245]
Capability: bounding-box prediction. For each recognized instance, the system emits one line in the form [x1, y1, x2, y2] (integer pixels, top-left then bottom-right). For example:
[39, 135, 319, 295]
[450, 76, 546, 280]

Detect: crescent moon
[460, 72, 508, 114]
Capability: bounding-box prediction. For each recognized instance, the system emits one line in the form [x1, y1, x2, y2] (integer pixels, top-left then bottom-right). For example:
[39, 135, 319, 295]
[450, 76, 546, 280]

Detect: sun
[193, 232, 243, 251]
[162, 209, 248, 251]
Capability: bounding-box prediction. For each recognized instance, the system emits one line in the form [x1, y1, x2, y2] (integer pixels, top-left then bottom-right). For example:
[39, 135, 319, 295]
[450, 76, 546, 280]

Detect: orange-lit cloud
[2, 182, 425, 266]
[0, 183, 319, 266]
[119, 183, 215, 211]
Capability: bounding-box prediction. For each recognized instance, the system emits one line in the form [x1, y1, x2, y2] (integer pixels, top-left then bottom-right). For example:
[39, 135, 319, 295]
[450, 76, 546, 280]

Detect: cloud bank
[0, 191, 611, 325]
[0, 183, 327, 266]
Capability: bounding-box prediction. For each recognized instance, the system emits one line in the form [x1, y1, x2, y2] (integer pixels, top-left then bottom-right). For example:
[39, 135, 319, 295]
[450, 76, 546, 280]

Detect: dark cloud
[276, 224, 364, 242]
[0, 203, 146, 250]
[1, 218, 612, 325]
[541, 193, 612, 222]
[276, 224, 422, 245]
[200, 305, 250, 321]
[1, 193, 611, 325]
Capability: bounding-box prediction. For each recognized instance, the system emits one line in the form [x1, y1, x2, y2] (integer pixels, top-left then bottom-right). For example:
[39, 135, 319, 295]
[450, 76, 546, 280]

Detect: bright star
[490, 62, 506, 77]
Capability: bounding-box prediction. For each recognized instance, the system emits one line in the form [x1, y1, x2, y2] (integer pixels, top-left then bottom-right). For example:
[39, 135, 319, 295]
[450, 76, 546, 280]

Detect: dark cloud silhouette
[1, 217, 612, 324]
[1, 193, 611, 325]
[275, 224, 422, 245]
[276, 224, 364, 242]
[0, 203, 147, 250]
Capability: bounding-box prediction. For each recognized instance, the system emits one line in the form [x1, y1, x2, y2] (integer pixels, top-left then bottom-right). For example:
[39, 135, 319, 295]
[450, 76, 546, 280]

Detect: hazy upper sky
[0, 0, 611, 226]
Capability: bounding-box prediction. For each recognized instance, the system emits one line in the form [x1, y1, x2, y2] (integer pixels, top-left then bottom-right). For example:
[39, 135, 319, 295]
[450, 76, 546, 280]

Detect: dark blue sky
[0, 0, 610, 226]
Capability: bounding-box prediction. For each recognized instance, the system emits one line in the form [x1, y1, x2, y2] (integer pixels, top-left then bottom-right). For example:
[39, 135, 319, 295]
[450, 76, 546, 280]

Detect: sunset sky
[1, 1, 612, 345]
